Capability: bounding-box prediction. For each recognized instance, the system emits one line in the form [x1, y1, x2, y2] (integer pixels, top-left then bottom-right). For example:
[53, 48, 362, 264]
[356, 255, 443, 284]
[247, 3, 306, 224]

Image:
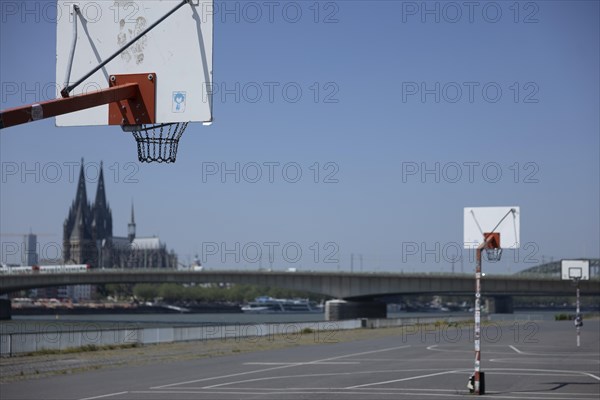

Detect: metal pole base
[468, 372, 486, 395]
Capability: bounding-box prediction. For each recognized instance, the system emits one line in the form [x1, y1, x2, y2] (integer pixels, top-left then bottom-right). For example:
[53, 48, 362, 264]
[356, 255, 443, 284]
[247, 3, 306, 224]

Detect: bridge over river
[1, 270, 598, 319]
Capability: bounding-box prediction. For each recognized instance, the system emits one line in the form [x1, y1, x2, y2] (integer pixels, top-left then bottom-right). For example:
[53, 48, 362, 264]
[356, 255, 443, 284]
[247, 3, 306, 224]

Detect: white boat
[241, 296, 323, 314]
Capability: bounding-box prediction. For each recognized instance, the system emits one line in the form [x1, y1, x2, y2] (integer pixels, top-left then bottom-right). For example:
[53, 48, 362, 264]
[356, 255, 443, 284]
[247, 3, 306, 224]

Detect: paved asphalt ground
[1, 320, 599, 400]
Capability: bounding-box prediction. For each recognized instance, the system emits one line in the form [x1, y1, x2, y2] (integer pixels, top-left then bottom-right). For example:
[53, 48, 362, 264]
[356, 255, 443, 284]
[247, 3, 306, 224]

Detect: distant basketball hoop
[561, 259, 590, 348]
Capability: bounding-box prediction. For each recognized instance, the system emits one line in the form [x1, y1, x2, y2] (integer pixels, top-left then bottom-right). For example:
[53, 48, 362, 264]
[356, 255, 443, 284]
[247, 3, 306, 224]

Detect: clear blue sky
[1, 1, 598, 274]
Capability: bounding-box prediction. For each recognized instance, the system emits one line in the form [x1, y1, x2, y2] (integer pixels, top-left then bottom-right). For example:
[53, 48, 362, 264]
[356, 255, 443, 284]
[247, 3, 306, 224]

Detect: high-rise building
[23, 232, 38, 266]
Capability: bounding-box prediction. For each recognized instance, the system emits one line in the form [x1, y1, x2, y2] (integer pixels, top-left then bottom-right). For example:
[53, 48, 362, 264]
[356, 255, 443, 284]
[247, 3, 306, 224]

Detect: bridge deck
[1, 270, 599, 297]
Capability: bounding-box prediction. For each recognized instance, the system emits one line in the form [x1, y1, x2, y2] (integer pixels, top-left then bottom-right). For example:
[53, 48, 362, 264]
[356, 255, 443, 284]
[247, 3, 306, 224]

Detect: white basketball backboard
[561, 260, 590, 281]
[464, 207, 520, 249]
[56, 0, 213, 126]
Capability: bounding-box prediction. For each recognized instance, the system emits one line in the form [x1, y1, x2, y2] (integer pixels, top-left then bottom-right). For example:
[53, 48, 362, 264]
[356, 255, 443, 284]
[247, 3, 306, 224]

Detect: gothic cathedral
[63, 160, 177, 269]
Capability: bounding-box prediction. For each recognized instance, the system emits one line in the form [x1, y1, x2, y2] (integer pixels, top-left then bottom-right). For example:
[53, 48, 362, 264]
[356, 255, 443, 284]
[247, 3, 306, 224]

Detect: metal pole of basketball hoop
[472, 235, 496, 395]
[470, 208, 515, 395]
[574, 278, 582, 347]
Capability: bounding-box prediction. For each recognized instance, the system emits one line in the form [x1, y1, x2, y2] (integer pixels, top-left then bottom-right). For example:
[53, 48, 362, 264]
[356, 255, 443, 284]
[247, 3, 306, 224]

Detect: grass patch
[24, 342, 139, 357]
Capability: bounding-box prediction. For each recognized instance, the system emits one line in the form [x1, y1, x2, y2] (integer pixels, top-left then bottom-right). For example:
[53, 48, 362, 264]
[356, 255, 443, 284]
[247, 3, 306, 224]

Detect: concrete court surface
[1, 319, 598, 400]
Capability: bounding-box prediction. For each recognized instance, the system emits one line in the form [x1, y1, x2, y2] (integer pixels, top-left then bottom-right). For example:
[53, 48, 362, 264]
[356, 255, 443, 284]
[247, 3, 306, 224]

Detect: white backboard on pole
[561, 260, 590, 280]
[464, 207, 520, 249]
[56, 0, 213, 126]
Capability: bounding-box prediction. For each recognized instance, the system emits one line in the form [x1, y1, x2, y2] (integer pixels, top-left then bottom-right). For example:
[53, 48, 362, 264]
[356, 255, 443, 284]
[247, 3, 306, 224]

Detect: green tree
[133, 284, 159, 302]
[105, 284, 133, 300]
[158, 283, 185, 302]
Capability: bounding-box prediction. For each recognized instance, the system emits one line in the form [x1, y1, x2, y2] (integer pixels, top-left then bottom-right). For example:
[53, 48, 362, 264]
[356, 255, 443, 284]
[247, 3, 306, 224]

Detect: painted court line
[151, 344, 411, 389]
[426, 344, 508, 355]
[360, 389, 599, 397]
[242, 362, 300, 366]
[346, 370, 460, 389]
[132, 389, 594, 399]
[491, 358, 600, 365]
[350, 357, 472, 362]
[509, 345, 523, 354]
[244, 361, 360, 365]
[201, 373, 353, 389]
[449, 370, 581, 378]
[168, 369, 458, 390]
[508, 345, 600, 357]
[451, 368, 600, 382]
[78, 392, 128, 400]
[199, 387, 460, 392]
[509, 392, 600, 398]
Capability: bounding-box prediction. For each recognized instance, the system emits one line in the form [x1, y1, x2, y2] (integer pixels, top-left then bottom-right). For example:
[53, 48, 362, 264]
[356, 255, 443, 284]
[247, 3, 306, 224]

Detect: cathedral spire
[74, 158, 88, 210]
[71, 158, 90, 235]
[95, 161, 107, 207]
[128, 201, 136, 242]
[91, 161, 112, 240]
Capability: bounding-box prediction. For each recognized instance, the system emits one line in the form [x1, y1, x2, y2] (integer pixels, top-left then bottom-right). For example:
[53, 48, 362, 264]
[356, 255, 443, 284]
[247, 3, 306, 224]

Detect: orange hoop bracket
[108, 73, 156, 126]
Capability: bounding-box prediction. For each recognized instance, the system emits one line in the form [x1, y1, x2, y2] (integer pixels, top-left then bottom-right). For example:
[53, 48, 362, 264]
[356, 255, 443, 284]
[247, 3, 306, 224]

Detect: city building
[23, 232, 38, 266]
[63, 159, 177, 270]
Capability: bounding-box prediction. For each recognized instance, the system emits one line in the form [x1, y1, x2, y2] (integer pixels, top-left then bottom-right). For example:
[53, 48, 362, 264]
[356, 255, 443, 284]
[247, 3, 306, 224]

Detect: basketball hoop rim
[121, 122, 182, 133]
[485, 247, 503, 262]
[129, 122, 189, 163]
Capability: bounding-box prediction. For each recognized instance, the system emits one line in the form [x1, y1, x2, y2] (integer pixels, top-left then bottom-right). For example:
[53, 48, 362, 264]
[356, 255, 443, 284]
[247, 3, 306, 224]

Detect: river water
[3, 312, 329, 333]
[0, 311, 563, 334]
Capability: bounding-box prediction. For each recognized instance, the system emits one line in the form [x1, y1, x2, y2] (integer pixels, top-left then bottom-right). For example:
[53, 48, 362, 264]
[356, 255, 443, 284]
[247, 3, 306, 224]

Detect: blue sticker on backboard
[172, 91, 187, 113]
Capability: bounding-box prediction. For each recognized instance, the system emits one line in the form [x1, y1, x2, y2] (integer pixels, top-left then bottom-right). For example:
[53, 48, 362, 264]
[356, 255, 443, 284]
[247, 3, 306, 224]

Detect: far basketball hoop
[561, 260, 590, 281]
[464, 207, 521, 252]
[562, 259, 589, 348]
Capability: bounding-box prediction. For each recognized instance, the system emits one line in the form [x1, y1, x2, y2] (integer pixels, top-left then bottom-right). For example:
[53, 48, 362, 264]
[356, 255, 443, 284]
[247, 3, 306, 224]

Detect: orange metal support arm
[0, 83, 139, 129]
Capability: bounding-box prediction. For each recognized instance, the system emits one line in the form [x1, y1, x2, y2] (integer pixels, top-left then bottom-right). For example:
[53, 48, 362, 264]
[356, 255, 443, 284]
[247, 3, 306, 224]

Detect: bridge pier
[486, 296, 514, 314]
[0, 298, 11, 320]
[325, 300, 387, 321]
